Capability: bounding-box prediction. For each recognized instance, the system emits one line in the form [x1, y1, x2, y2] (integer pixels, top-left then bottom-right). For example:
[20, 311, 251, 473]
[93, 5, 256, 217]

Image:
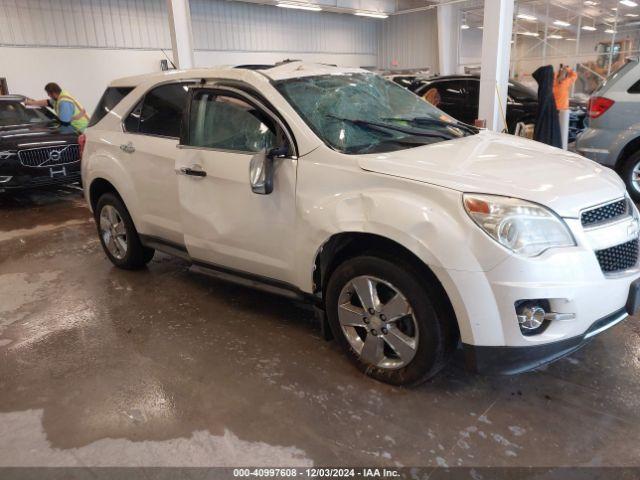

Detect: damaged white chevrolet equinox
[83, 62, 640, 385]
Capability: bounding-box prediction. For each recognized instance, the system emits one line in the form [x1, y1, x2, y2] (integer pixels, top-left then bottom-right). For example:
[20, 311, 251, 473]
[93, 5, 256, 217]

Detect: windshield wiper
[352, 136, 441, 154]
[382, 116, 479, 135]
[327, 115, 454, 140]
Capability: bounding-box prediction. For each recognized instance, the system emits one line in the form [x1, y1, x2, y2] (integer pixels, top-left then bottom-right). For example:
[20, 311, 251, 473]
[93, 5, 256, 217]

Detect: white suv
[83, 62, 640, 385]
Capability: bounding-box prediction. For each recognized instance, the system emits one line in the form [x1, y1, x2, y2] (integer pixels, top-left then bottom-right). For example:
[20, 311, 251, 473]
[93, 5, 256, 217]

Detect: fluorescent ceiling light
[548, 34, 563, 39]
[620, 0, 638, 7]
[354, 11, 388, 18]
[519, 31, 540, 36]
[605, 28, 617, 33]
[582, 25, 597, 30]
[626, 12, 639, 16]
[461, 24, 470, 29]
[553, 20, 571, 26]
[517, 13, 538, 21]
[584, 1, 599, 5]
[276, 2, 322, 10]
[565, 38, 577, 41]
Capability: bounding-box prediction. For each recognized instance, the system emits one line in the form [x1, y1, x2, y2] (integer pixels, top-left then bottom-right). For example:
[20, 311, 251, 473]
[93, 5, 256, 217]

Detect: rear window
[89, 86, 134, 127]
[597, 59, 638, 95]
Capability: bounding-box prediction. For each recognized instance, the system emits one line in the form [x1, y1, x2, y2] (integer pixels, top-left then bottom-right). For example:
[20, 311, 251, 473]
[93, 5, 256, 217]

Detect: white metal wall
[0, 0, 171, 49]
[190, 0, 378, 56]
[0, 0, 437, 110]
[0, 0, 378, 57]
[378, 10, 439, 71]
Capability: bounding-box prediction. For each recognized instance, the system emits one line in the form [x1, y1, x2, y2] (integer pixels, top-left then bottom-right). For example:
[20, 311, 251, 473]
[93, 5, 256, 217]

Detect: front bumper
[0, 160, 81, 192]
[463, 304, 631, 375]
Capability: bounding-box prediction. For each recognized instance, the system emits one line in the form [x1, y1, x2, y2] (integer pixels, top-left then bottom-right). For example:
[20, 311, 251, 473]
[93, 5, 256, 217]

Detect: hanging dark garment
[532, 65, 562, 148]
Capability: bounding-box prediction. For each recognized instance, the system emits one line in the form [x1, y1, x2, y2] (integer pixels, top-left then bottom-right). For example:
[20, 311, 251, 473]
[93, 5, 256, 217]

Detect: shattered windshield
[275, 73, 477, 154]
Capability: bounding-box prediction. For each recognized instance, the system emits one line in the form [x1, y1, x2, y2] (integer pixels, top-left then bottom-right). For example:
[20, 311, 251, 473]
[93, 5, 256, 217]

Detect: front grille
[581, 199, 628, 227]
[18, 144, 80, 168]
[595, 239, 639, 273]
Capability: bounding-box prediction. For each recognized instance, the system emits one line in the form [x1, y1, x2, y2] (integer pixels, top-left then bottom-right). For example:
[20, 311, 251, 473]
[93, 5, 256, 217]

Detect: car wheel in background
[95, 193, 154, 269]
[621, 151, 640, 203]
[325, 255, 455, 386]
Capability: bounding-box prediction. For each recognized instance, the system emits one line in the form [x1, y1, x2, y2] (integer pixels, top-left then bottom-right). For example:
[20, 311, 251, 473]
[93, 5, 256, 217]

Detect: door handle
[180, 166, 207, 177]
[120, 142, 135, 154]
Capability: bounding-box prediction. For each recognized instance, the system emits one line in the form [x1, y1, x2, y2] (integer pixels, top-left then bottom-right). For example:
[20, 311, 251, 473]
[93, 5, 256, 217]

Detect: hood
[0, 124, 78, 150]
[357, 131, 625, 218]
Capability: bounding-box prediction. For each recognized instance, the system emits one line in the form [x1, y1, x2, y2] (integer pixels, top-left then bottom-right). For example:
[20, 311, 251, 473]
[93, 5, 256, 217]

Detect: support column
[166, 0, 195, 70]
[478, 0, 515, 132]
[437, 4, 459, 76]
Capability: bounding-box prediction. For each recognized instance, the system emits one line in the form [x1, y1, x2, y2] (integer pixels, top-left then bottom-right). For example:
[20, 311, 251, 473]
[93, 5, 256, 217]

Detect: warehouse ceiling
[228, 0, 640, 30]
[461, 0, 640, 33]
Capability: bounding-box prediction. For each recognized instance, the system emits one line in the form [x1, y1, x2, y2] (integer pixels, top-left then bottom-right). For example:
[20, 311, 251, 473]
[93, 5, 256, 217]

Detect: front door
[175, 87, 298, 284]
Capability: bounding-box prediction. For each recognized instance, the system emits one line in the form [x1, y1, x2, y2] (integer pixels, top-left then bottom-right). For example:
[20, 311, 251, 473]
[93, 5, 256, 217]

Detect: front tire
[95, 193, 154, 269]
[325, 255, 455, 386]
[621, 151, 640, 203]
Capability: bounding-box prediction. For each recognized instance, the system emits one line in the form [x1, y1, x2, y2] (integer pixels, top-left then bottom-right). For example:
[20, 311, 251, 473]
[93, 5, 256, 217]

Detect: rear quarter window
[628, 79, 640, 94]
[89, 87, 134, 127]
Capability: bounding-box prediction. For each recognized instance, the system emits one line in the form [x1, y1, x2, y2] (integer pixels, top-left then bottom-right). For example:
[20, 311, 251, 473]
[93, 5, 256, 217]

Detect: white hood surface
[357, 131, 625, 218]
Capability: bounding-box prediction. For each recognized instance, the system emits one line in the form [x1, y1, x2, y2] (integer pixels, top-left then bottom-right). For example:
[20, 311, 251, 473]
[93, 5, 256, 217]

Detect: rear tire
[325, 255, 455, 386]
[621, 151, 640, 203]
[95, 193, 154, 270]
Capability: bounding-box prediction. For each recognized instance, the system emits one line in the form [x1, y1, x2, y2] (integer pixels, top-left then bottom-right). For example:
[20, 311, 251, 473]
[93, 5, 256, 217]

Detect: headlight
[0, 151, 16, 160]
[463, 193, 576, 257]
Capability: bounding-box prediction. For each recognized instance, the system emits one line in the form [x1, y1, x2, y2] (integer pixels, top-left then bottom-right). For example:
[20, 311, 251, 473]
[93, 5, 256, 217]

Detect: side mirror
[249, 145, 288, 195]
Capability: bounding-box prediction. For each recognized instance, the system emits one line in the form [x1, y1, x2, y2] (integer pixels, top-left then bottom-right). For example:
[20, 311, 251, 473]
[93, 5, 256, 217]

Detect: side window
[124, 99, 142, 133]
[125, 83, 190, 137]
[466, 80, 479, 104]
[437, 80, 467, 104]
[89, 86, 134, 127]
[187, 91, 278, 153]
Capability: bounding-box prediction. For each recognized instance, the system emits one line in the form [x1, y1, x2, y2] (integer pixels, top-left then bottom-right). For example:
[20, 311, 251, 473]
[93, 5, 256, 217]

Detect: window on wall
[187, 91, 278, 153]
[124, 82, 192, 138]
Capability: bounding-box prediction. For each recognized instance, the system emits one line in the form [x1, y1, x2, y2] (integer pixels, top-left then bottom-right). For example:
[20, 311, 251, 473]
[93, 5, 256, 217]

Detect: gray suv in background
[576, 58, 640, 201]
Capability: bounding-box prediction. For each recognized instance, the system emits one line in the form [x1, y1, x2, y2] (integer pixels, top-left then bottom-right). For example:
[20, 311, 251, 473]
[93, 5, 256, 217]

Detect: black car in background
[0, 95, 81, 193]
[411, 75, 586, 142]
[413, 75, 536, 135]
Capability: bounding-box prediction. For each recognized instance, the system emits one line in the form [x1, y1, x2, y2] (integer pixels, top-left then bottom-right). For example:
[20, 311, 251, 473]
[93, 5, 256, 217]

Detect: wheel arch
[313, 232, 460, 342]
[615, 135, 640, 171]
[89, 177, 122, 212]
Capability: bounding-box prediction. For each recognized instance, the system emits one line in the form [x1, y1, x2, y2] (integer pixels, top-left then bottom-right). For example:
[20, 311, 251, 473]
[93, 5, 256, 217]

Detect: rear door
[120, 82, 193, 245]
[175, 87, 298, 283]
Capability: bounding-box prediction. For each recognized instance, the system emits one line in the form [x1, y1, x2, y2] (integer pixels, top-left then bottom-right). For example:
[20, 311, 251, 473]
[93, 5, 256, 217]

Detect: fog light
[0, 176, 12, 183]
[515, 299, 551, 336]
[518, 306, 546, 331]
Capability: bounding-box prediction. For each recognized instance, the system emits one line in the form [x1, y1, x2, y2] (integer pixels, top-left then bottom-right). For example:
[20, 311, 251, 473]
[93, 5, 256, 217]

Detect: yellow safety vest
[54, 90, 89, 132]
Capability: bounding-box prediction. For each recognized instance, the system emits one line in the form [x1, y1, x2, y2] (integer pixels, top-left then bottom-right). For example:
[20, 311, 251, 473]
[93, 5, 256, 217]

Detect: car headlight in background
[463, 193, 576, 257]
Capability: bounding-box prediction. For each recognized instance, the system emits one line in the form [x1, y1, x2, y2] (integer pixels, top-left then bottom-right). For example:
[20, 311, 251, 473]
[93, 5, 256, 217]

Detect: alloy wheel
[99, 205, 128, 260]
[337, 275, 419, 370]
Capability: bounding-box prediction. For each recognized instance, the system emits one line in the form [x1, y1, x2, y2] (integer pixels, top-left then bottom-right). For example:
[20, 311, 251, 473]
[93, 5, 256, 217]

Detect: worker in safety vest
[26, 82, 89, 132]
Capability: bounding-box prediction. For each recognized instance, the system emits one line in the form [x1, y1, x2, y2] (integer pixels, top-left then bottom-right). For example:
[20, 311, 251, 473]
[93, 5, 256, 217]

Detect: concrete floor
[1, 187, 640, 468]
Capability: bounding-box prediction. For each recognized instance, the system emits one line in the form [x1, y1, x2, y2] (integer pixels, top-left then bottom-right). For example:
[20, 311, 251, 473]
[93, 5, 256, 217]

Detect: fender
[293, 156, 513, 345]
[83, 138, 141, 228]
